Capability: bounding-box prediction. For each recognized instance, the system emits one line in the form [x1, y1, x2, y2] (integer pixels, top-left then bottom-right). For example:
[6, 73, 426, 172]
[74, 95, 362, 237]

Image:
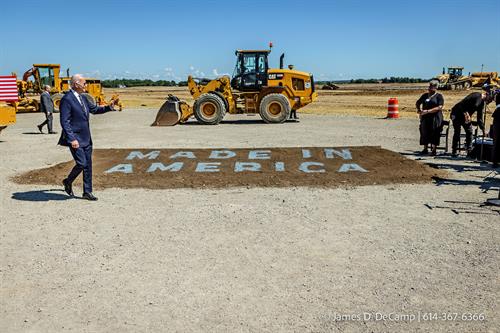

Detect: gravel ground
[1, 110, 499, 333]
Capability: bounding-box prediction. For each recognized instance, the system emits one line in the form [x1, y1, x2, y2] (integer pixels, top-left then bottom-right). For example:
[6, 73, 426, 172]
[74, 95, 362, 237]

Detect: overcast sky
[1, 0, 499, 81]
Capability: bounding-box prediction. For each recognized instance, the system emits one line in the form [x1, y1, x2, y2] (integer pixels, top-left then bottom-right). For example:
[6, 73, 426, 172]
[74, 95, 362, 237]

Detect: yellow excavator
[11, 64, 122, 112]
[152, 45, 317, 125]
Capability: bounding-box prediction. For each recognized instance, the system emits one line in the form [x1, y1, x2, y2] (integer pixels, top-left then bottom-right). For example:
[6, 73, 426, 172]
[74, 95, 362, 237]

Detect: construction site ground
[1, 84, 499, 332]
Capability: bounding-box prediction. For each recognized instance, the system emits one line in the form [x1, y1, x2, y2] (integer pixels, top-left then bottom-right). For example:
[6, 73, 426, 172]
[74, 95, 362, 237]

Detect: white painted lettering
[275, 162, 285, 172]
[195, 162, 221, 172]
[209, 150, 236, 159]
[248, 150, 271, 159]
[147, 162, 184, 172]
[105, 164, 133, 174]
[299, 162, 325, 173]
[338, 163, 368, 172]
[302, 149, 312, 158]
[170, 151, 196, 159]
[126, 150, 160, 160]
[235, 162, 261, 172]
[324, 148, 352, 160]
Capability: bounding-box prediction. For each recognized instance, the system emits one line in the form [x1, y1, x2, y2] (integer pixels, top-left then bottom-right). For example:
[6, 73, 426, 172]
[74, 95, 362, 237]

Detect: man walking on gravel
[58, 74, 117, 201]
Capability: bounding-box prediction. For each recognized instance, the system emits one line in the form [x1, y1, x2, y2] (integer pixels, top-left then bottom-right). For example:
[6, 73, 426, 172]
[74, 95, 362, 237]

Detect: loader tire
[51, 93, 64, 112]
[259, 93, 291, 124]
[81, 93, 97, 109]
[194, 93, 226, 125]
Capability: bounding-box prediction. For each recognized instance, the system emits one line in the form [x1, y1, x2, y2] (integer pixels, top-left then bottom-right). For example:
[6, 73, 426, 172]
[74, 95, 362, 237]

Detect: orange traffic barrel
[387, 97, 399, 118]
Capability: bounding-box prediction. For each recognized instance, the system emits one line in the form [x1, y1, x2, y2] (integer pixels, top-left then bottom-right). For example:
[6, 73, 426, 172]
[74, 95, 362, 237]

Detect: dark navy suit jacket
[58, 91, 112, 147]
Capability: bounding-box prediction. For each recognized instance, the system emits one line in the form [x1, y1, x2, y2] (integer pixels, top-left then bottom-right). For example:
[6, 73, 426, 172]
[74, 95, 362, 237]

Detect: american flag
[0, 76, 19, 102]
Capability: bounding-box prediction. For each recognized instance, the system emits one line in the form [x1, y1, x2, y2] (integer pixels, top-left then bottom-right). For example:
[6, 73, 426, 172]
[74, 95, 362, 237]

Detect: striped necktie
[77, 94, 87, 115]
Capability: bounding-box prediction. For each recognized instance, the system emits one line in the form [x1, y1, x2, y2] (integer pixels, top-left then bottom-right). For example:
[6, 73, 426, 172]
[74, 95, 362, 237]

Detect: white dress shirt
[71, 89, 87, 113]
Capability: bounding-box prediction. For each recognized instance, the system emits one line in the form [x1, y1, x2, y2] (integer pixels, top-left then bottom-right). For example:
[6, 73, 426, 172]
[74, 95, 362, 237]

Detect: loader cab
[231, 50, 269, 91]
[32, 64, 61, 92]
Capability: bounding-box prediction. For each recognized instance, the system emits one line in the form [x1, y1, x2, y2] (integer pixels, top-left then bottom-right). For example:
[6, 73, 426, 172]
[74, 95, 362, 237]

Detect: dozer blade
[152, 95, 182, 126]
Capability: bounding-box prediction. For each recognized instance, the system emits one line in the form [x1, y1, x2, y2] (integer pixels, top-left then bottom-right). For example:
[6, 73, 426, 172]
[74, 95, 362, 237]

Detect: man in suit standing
[58, 74, 116, 201]
[37, 85, 57, 134]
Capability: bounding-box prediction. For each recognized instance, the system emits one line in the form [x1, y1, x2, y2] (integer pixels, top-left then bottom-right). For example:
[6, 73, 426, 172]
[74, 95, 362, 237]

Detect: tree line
[101, 79, 185, 88]
[103, 77, 429, 88]
[317, 77, 429, 85]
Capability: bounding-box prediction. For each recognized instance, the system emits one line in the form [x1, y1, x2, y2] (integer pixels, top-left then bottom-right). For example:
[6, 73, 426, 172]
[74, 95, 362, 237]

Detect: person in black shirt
[492, 91, 500, 167]
[450, 90, 491, 156]
[416, 81, 444, 155]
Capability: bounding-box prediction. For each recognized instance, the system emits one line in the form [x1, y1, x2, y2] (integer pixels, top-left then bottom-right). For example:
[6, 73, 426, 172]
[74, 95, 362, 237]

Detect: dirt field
[1, 85, 499, 332]
[106, 83, 496, 123]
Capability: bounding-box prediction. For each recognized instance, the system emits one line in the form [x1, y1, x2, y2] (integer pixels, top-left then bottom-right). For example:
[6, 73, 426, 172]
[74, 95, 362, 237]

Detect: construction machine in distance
[11, 64, 122, 113]
[433, 66, 500, 90]
[0, 102, 16, 134]
[152, 44, 317, 126]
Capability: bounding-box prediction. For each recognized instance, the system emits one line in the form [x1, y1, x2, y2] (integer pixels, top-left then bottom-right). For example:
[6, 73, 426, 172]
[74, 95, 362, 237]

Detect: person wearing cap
[450, 87, 493, 157]
[492, 91, 500, 168]
[416, 81, 444, 155]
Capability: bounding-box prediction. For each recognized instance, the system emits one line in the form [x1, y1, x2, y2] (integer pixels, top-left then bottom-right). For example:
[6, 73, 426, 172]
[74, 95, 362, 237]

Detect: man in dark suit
[58, 74, 116, 201]
[37, 85, 57, 134]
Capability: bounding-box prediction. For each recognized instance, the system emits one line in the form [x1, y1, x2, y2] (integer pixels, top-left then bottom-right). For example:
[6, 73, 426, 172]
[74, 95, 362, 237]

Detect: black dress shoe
[62, 179, 74, 196]
[49, 131, 58, 134]
[82, 192, 98, 201]
[37, 125, 43, 133]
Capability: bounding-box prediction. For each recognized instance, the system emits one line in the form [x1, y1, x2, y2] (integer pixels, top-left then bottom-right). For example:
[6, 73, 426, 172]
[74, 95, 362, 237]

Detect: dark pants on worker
[493, 117, 500, 165]
[66, 145, 93, 193]
[452, 120, 474, 153]
[39, 111, 53, 132]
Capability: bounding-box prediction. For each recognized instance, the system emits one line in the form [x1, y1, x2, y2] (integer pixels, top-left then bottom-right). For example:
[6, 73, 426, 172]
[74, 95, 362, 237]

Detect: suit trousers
[452, 120, 473, 152]
[493, 117, 500, 164]
[67, 145, 93, 193]
[40, 111, 53, 132]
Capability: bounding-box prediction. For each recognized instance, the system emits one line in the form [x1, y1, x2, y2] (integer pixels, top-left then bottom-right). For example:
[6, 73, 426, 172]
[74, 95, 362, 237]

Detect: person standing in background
[37, 85, 57, 134]
[416, 81, 444, 156]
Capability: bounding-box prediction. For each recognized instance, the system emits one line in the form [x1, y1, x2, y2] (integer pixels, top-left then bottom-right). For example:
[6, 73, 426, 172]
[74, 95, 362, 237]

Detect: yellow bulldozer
[11, 64, 122, 113]
[152, 45, 317, 125]
[434, 66, 500, 90]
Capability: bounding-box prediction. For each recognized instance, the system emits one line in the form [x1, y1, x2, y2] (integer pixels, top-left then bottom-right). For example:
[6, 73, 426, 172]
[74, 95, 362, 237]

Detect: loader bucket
[152, 95, 182, 126]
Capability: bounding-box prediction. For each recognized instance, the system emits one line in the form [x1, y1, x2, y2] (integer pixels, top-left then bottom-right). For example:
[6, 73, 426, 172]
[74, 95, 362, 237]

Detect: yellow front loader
[152, 46, 317, 126]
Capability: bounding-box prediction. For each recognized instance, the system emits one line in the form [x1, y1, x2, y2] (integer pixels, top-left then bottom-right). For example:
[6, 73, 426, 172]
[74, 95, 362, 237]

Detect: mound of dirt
[13, 146, 444, 189]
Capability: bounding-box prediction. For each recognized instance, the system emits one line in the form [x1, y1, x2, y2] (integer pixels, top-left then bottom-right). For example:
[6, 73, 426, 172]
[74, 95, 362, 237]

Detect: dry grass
[105, 83, 495, 124]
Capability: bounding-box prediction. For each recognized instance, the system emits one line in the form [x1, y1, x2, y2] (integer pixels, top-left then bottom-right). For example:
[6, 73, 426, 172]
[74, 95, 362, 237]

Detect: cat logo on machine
[268, 73, 284, 80]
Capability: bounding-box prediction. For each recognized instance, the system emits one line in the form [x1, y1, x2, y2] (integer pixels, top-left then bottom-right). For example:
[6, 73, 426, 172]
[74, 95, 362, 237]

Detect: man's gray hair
[70, 74, 84, 88]
[43, 85, 51, 90]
